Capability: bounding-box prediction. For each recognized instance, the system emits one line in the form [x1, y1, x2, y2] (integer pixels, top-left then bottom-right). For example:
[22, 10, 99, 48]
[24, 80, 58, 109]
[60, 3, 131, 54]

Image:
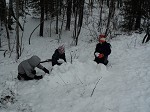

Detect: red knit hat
[99, 34, 106, 38]
[99, 34, 106, 43]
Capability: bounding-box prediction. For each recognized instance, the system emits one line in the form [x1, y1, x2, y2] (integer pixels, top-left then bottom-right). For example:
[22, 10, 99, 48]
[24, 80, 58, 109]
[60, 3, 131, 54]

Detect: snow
[0, 12, 150, 112]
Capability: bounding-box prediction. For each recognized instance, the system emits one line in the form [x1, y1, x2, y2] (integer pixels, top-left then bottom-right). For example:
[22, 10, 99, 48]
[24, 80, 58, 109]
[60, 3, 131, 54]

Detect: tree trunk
[105, 0, 115, 36]
[49, 0, 55, 17]
[134, 0, 142, 30]
[56, 0, 58, 34]
[73, 0, 84, 45]
[45, 0, 48, 20]
[39, 0, 45, 36]
[0, 0, 5, 22]
[8, 0, 14, 30]
[0, 20, 2, 48]
[73, 0, 77, 14]
[15, 0, 20, 59]
[76, 0, 84, 45]
[66, 0, 72, 30]
[98, 0, 104, 33]
[3, 0, 11, 51]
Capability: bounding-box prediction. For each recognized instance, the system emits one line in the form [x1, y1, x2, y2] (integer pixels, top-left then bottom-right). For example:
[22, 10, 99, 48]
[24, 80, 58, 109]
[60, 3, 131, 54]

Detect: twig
[90, 77, 102, 97]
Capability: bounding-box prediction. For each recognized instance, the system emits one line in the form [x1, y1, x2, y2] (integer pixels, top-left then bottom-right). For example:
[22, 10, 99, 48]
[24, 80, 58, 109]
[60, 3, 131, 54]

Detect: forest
[0, 1, 150, 111]
[0, 0, 150, 59]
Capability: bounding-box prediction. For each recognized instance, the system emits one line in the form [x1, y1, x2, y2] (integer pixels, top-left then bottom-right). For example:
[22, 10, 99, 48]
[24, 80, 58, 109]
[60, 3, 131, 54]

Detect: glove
[57, 59, 65, 63]
[31, 70, 36, 75]
[34, 75, 43, 80]
[95, 52, 100, 57]
[98, 53, 104, 58]
[43, 67, 49, 74]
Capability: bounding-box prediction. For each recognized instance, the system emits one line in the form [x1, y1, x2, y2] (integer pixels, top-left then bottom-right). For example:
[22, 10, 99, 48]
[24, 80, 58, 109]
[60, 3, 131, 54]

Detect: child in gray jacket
[17, 55, 49, 80]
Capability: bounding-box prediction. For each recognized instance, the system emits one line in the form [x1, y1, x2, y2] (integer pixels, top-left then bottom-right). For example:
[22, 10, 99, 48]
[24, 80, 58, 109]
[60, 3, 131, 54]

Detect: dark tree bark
[39, 0, 45, 36]
[8, 0, 14, 30]
[134, 0, 142, 30]
[66, 0, 72, 30]
[2, 0, 11, 51]
[105, 0, 115, 36]
[0, 0, 5, 22]
[49, 0, 55, 17]
[73, 0, 77, 14]
[75, 0, 84, 45]
[15, 0, 20, 59]
[56, 0, 58, 34]
[98, 0, 104, 33]
[73, 0, 85, 45]
[45, 0, 48, 20]
[117, 0, 122, 8]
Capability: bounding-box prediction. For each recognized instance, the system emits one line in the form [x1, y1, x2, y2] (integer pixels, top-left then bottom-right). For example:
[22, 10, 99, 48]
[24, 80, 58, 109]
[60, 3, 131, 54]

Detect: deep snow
[0, 13, 150, 112]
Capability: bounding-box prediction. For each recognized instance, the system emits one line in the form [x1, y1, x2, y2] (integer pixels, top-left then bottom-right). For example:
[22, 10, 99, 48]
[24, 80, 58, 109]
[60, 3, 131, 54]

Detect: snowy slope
[0, 15, 150, 112]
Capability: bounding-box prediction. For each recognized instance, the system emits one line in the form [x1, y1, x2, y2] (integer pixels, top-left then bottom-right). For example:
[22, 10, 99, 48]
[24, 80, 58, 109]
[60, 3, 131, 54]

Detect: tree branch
[90, 77, 102, 97]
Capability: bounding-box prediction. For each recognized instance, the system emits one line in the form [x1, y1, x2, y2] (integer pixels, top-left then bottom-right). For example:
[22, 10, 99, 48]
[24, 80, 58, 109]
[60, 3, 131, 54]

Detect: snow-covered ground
[0, 14, 150, 112]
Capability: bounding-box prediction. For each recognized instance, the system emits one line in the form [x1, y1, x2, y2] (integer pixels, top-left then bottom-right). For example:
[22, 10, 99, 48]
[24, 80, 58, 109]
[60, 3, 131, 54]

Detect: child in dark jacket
[94, 34, 111, 65]
[52, 46, 66, 66]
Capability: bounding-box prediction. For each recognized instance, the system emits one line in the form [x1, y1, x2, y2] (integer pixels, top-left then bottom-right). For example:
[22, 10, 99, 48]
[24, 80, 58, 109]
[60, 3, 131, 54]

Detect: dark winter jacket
[18, 55, 44, 79]
[94, 42, 111, 65]
[52, 49, 66, 66]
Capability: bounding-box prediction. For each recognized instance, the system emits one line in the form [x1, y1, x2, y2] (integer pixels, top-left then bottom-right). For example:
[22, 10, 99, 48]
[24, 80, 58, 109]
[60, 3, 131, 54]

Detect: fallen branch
[29, 19, 45, 45]
[90, 77, 102, 97]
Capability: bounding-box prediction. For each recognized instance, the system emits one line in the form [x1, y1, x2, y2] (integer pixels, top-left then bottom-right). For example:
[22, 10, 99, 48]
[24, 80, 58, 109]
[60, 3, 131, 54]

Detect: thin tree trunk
[66, 0, 72, 30]
[39, 0, 45, 36]
[8, 0, 14, 30]
[3, 0, 11, 51]
[76, 0, 84, 45]
[59, 7, 65, 40]
[73, 0, 76, 14]
[134, 0, 142, 30]
[73, 10, 77, 42]
[15, 0, 20, 59]
[45, 0, 48, 20]
[0, 20, 2, 48]
[56, 0, 59, 34]
[105, 0, 115, 36]
[98, 0, 103, 33]
[4, 22, 11, 51]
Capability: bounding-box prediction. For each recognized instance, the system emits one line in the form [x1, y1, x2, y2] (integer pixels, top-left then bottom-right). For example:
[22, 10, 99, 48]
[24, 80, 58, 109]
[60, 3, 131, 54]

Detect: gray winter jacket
[18, 55, 44, 78]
